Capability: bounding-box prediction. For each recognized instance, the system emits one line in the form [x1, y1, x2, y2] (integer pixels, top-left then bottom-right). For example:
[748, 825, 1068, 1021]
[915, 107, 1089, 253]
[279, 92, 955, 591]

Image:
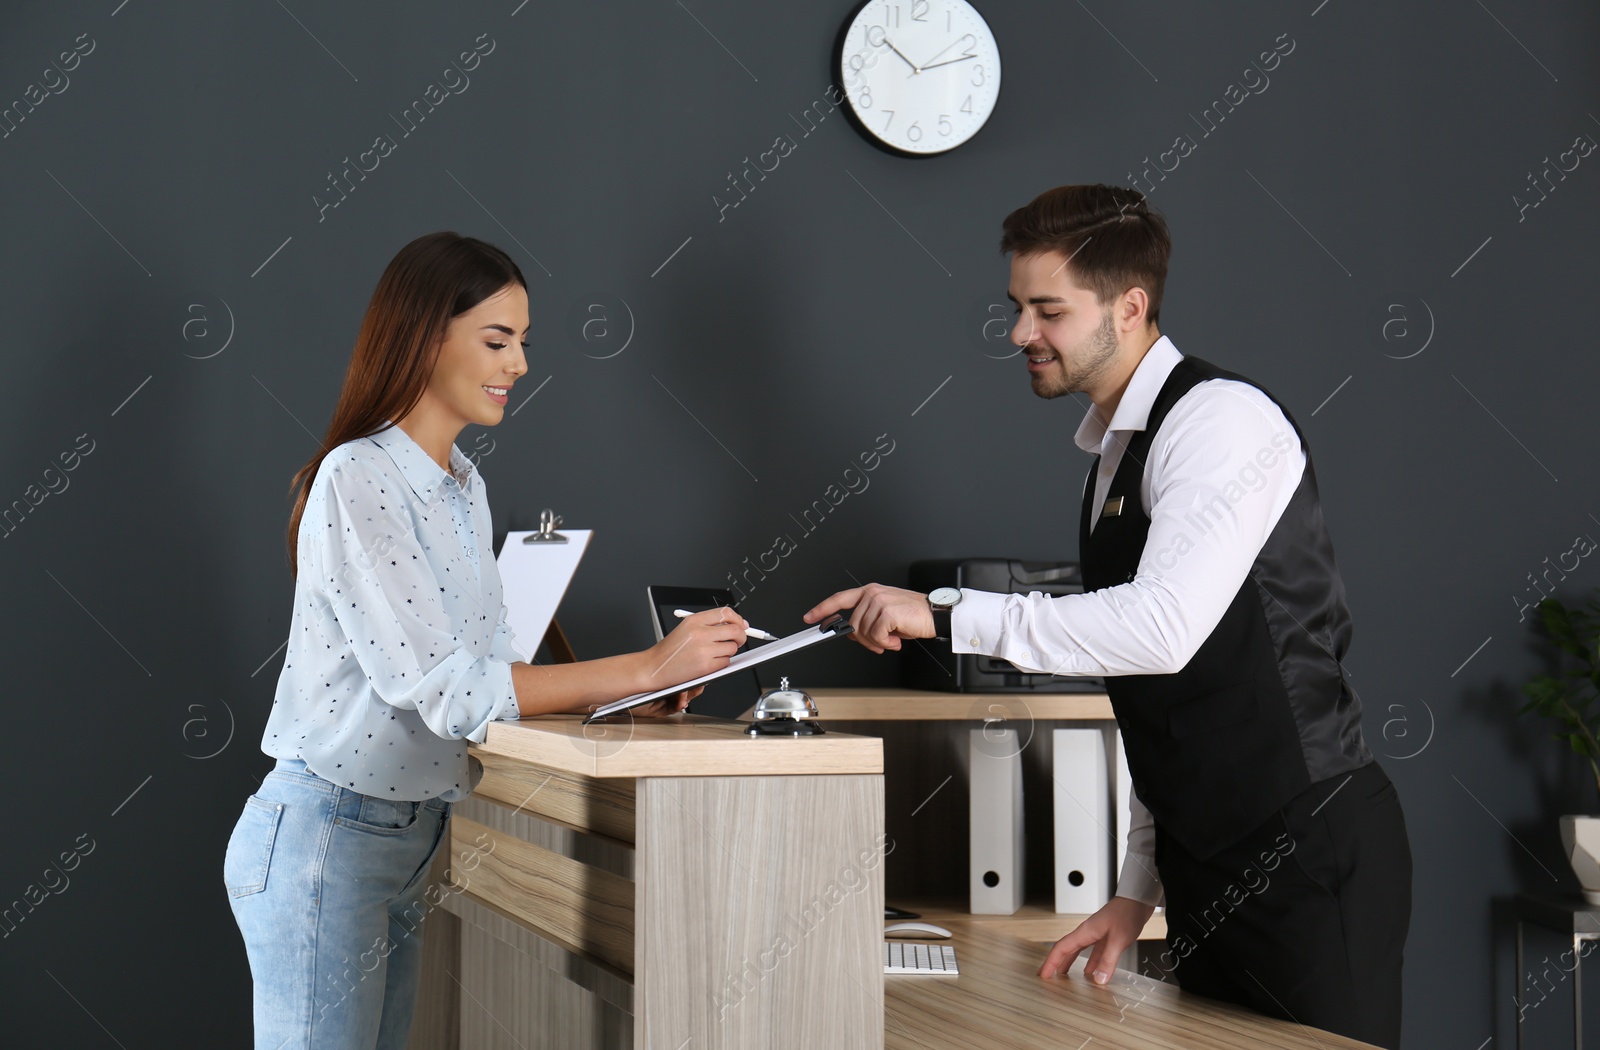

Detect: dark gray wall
[2, 1, 1597, 1045]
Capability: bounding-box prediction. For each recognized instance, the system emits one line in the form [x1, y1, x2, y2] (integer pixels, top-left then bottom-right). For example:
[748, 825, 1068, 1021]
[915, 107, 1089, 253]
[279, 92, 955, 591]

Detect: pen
[673, 608, 778, 641]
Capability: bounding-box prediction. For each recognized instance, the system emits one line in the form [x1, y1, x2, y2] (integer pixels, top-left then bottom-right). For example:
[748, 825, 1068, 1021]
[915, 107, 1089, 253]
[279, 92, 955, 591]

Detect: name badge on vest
[1102, 496, 1124, 518]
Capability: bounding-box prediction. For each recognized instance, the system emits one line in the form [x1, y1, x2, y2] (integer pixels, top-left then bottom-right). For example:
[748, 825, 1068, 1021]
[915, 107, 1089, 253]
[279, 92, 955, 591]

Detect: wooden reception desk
[406, 710, 1377, 1050]
[411, 714, 886, 1050]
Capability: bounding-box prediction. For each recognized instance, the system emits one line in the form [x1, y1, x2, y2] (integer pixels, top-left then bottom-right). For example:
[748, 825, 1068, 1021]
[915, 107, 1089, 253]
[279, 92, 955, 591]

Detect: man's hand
[802, 584, 934, 654]
[1038, 895, 1156, 983]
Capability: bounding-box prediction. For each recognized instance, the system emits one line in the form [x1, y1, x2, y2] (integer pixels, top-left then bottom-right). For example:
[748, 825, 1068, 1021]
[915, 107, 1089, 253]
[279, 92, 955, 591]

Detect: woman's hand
[637, 607, 747, 694]
[631, 685, 705, 717]
[511, 610, 744, 719]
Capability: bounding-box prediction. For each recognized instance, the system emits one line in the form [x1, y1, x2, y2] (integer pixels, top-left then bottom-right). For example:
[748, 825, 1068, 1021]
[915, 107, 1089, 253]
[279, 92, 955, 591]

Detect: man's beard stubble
[1030, 308, 1119, 400]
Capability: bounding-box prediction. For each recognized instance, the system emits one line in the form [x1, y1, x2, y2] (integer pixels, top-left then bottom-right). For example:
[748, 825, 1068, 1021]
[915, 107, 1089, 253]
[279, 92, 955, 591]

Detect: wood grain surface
[448, 815, 635, 974]
[765, 687, 1116, 721]
[881, 909, 1380, 1050]
[476, 713, 882, 778]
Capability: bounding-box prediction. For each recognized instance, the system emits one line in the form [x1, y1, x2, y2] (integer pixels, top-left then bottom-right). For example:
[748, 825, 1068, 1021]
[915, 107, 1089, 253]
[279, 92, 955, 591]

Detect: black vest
[1080, 354, 1371, 860]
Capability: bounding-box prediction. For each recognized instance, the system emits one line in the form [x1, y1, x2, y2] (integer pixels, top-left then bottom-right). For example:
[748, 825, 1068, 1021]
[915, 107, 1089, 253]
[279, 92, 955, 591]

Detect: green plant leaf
[1519, 589, 1600, 794]
[1543, 599, 1590, 658]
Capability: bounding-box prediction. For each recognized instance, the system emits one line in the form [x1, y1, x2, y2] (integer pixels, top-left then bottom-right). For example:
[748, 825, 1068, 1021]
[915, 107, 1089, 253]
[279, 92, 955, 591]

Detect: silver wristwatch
[928, 586, 961, 638]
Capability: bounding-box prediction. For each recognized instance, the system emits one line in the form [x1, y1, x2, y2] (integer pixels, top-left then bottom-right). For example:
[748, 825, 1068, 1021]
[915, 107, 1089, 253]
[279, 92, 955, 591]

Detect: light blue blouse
[262, 420, 523, 802]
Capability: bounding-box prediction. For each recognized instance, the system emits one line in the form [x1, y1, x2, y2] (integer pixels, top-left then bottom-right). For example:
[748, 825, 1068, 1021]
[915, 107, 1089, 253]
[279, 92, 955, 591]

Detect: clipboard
[495, 510, 590, 663]
[582, 616, 855, 723]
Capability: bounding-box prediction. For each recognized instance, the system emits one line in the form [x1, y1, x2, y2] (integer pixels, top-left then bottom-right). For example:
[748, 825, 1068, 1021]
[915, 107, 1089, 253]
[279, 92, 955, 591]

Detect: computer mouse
[884, 921, 953, 939]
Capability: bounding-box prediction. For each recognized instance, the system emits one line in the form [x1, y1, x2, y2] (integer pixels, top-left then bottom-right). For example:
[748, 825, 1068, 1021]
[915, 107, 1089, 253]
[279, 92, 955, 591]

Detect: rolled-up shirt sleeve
[484, 606, 524, 727]
[949, 383, 1305, 678]
[309, 459, 516, 744]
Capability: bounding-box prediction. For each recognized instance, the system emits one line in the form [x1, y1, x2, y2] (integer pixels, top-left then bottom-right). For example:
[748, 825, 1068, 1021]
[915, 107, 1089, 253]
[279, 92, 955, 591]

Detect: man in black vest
[803, 184, 1411, 1048]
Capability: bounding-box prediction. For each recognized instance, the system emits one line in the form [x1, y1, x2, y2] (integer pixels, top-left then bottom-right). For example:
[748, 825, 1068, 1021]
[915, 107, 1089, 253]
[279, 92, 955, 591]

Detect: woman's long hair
[284, 232, 526, 577]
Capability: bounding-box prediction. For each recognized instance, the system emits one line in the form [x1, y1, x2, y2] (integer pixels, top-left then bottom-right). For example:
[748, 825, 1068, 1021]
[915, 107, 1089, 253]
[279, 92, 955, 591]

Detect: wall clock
[834, 0, 1002, 157]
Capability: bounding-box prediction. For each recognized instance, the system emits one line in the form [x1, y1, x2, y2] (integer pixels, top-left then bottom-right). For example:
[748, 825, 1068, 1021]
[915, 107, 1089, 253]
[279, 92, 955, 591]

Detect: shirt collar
[367, 419, 476, 503]
[1072, 335, 1184, 454]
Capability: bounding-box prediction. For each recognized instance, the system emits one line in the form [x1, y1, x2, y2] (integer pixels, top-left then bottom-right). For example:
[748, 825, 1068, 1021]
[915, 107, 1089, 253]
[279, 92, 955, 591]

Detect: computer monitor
[645, 585, 738, 642]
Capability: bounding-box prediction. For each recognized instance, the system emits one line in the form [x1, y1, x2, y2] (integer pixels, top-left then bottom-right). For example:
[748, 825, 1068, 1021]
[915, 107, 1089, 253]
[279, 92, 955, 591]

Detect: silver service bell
[746, 676, 826, 736]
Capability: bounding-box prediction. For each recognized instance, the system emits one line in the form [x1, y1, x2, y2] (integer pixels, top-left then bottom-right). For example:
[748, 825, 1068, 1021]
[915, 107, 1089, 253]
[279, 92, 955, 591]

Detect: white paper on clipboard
[495, 529, 593, 661]
[583, 618, 854, 722]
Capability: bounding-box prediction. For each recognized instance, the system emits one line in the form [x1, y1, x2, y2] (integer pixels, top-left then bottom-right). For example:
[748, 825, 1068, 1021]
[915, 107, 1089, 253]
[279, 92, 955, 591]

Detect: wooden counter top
[748, 687, 1115, 721]
[474, 713, 882, 779]
[882, 910, 1379, 1050]
[892, 896, 1168, 943]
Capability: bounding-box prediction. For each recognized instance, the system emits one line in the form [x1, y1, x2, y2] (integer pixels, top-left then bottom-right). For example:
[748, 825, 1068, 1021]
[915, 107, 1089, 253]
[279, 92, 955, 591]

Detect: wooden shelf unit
[770, 688, 1127, 930]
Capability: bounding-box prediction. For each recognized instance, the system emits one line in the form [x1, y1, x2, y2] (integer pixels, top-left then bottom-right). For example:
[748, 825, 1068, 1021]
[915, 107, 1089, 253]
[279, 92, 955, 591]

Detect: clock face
[836, 0, 1002, 156]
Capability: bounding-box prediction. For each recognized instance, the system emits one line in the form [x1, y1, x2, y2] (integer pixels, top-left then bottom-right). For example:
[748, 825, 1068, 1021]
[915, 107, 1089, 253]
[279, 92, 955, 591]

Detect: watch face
[836, 0, 1002, 157]
[929, 586, 962, 608]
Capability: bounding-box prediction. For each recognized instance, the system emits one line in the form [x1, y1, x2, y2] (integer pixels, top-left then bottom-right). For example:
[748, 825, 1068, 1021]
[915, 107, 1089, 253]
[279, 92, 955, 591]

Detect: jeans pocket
[399, 805, 453, 900]
[224, 794, 283, 898]
[335, 795, 422, 837]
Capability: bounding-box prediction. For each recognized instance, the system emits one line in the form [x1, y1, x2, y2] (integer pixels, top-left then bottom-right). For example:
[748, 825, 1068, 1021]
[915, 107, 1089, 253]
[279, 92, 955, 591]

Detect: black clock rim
[830, 0, 1003, 160]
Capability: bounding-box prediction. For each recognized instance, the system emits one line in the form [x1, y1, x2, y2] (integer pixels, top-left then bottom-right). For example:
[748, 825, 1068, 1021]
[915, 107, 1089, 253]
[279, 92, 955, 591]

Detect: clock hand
[880, 36, 921, 73]
[911, 34, 975, 75]
[919, 54, 978, 71]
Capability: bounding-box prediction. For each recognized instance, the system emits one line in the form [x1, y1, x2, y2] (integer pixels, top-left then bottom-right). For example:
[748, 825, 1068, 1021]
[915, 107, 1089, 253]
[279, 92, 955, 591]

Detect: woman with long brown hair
[222, 231, 745, 1049]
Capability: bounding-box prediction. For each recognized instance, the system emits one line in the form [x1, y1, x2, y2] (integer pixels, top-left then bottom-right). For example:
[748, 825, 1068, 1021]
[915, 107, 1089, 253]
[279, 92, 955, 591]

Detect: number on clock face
[837, 0, 1001, 156]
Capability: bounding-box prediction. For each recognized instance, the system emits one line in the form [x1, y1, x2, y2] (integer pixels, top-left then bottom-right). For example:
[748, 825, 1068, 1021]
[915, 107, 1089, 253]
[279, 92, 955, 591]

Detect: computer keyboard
[883, 940, 959, 975]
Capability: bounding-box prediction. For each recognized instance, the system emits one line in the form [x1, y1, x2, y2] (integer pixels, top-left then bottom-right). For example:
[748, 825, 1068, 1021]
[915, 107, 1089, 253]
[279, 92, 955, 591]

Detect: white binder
[969, 728, 1025, 914]
[1053, 727, 1112, 913]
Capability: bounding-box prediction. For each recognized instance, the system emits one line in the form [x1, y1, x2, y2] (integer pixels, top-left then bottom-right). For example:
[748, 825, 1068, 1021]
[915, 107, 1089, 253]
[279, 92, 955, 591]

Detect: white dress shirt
[262, 420, 523, 803]
[949, 336, 1307, 906]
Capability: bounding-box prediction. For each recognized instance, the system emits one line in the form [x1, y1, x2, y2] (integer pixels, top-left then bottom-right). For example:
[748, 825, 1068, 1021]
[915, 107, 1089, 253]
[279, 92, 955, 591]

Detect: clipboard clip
[523, 508, 569, 544]
[819, 612, 854, 636]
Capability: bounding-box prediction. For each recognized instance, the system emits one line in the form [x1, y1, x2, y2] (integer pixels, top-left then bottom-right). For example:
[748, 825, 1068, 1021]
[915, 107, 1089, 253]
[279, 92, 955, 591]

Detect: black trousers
[1149, 760, 1412, 1049]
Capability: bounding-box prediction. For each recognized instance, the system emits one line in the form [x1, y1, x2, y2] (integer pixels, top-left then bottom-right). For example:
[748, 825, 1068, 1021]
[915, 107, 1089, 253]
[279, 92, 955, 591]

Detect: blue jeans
[223, 757, 453, 1049]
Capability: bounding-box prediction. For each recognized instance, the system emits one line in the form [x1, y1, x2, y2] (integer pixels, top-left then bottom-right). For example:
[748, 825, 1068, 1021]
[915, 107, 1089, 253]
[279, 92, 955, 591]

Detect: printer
[904, 558, 1105, 693]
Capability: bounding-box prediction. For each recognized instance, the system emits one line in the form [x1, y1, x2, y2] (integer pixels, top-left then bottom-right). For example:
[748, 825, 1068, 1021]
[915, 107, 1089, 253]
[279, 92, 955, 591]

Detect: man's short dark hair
[1000, 184, 1172, 327]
